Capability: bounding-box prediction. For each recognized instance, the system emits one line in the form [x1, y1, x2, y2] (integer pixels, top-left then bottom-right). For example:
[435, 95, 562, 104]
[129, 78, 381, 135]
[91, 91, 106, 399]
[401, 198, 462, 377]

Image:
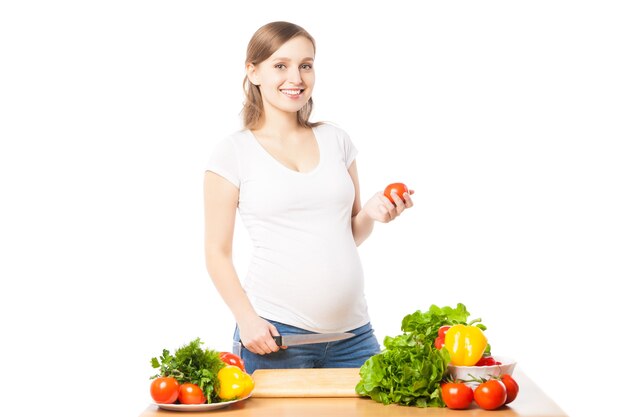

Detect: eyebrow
[271, 57, 314, 62]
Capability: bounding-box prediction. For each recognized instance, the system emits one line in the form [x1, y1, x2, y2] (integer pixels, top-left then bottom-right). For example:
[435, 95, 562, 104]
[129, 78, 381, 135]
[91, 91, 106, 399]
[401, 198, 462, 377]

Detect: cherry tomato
[217, 365, 246, 400]
[219, 352, 246, 372]
[441, 382, 474, 409]
[474, 379, 507, 410]
[150, 376, 179, 404]
[501, 374, 519, 404]
[384, 183, 409, 205]
[178, 383, 206, 405]
[475, 356, 497, 366]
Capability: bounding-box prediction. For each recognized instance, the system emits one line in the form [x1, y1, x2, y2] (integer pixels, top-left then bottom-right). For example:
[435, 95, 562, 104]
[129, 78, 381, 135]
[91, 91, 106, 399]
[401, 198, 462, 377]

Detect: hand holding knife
[239, 332, 355, 351]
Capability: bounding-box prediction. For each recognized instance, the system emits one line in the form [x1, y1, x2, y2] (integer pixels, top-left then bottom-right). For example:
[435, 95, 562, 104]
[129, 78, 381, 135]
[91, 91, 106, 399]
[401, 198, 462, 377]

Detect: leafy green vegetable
[356, 333, 449, 406]
[151, 338, 225, 403]
[356, 303, 486, 407]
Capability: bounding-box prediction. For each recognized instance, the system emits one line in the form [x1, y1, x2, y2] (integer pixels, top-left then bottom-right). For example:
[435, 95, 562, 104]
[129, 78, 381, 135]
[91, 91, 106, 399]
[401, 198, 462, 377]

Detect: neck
[257, 105, 301, 135]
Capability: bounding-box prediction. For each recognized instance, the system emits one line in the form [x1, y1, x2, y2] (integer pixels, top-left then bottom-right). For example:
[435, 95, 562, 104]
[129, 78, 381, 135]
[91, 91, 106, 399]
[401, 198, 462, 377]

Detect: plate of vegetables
[149, 338, 254, 411]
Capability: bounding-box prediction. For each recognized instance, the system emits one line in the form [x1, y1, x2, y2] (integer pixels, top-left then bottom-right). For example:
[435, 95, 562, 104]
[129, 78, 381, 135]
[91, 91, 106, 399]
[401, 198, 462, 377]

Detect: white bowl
[447, 356, 516, 384]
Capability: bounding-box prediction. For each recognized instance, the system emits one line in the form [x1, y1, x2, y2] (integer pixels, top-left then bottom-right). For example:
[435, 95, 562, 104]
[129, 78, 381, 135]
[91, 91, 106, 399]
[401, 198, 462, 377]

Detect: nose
[287, 66, 303, 84]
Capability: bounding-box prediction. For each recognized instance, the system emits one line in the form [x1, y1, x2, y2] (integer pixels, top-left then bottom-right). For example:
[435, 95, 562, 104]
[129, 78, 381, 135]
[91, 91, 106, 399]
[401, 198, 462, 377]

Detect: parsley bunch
[151, 338, 225, 403]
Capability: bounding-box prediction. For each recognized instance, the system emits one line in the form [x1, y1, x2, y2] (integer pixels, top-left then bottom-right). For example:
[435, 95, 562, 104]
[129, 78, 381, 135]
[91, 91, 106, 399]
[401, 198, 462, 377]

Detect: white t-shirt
[205, 123, 370, 333]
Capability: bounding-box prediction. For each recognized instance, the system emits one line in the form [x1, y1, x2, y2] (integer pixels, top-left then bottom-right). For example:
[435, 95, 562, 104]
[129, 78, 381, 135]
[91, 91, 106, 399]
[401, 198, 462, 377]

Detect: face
[247, 36, 315, 116]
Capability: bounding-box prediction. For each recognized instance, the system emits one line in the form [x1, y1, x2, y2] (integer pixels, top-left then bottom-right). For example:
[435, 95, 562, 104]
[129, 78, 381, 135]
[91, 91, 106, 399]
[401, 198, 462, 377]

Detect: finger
[378, 205, 392, 223]
[395, 196, 407, 214]
[261, 342, 275, 354]
[252, 346, 267, 355]
[268, 340, 280, 353]
[390, 191, 406, 209]
[262, 337, 279, 353]
[384, 194, 402, 217]
[251, 338, 272, 355]
[268, 325, 281, 352]
[245, 342, 264, 355]
[380, 193, 396, 211]
[403, 193, 414, 208]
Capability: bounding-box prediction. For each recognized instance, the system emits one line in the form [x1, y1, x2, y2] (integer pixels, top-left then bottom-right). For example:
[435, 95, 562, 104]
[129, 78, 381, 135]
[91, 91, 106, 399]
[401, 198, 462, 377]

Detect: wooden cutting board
[251, 368, 361, 397]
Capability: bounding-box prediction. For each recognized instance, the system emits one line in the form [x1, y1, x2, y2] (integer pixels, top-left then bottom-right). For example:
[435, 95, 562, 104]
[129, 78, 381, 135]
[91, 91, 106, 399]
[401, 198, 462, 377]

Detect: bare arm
[348, 161, 414, 246]
[203, 171, 280, 354]
[348, 161, 374, 246]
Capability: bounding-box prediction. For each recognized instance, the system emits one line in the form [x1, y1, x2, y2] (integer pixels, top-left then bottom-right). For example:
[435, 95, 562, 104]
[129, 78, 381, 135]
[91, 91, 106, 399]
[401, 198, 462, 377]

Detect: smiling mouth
[280, 89, 304, 97]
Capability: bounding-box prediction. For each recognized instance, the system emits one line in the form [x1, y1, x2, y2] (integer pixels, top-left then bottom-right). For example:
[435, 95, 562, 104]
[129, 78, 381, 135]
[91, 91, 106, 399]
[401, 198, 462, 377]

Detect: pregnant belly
[246, 249, 366, 330]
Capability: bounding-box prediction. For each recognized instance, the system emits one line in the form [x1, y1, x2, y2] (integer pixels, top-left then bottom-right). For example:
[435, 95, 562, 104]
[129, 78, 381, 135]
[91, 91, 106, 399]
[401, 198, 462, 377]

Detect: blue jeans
[232, 319, 380, 374]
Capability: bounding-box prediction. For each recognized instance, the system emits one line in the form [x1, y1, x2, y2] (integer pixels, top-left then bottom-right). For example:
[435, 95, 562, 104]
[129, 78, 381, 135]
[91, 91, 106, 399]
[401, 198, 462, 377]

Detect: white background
[1, 1, 624, 416]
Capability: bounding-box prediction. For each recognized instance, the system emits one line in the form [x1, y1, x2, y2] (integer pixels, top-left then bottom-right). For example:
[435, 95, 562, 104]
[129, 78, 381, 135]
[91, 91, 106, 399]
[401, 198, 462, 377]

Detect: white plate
[154, 395, 251, 412]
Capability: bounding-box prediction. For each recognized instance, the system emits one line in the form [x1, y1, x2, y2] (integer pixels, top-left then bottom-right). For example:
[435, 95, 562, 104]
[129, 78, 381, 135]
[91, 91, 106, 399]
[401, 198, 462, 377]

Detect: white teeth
[281, 89, 302, 95]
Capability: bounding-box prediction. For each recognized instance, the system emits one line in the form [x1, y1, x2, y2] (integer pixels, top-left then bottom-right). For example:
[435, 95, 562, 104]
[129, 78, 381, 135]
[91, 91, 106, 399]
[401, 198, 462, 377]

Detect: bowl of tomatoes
[446, 356, 516, 384]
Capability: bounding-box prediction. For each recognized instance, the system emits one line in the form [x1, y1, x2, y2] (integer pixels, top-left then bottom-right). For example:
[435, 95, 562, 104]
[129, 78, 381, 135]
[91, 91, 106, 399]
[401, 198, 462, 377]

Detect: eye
[274, 63, 286, 70]
[300, 63, 313, 70]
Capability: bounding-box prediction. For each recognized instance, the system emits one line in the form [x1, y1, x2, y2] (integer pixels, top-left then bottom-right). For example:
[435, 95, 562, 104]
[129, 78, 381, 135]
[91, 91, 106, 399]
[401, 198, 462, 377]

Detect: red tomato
[219, 352, 246, 372]
[474, 379, 507, 410]
[384, 183, 409, 205]
[475, 356, 497, 366]
[434, 325, 450, 349]
[150, 376, 179, 404]
[434, 336, 445, 349]
[437, 325, 451, 338]
[441, 382, 474, 409]
[178, 383, 206, 405]
[501, 374, 519, 404]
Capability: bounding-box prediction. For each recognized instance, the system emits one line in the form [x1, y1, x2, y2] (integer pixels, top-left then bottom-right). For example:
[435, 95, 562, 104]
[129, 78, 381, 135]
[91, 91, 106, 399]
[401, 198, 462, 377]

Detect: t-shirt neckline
[246, 126, 322, 176]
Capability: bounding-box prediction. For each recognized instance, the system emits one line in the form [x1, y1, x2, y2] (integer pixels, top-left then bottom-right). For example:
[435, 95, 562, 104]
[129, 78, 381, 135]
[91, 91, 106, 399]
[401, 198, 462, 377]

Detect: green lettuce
[355, 303, 480, 407]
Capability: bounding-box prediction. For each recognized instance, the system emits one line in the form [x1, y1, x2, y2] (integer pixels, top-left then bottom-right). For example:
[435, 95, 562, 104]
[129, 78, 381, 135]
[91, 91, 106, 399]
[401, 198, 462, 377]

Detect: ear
[246, 63, 260, 86]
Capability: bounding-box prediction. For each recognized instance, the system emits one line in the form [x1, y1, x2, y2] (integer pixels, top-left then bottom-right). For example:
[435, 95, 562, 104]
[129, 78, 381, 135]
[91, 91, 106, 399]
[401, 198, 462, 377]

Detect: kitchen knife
[272, 332, 355, 346]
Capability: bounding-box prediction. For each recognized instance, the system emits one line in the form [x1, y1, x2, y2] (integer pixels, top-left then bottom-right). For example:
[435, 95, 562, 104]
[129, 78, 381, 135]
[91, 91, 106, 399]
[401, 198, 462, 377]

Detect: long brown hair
[242, 21, 321, 130]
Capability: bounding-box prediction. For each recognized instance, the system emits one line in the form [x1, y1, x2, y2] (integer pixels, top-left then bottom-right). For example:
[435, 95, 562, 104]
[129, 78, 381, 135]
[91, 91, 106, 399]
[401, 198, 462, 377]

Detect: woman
[204, 21, 413, 372]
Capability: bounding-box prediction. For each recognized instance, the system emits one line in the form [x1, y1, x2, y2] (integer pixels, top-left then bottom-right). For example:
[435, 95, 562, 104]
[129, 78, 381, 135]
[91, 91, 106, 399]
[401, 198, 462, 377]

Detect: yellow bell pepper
[444, 324, 488, 366]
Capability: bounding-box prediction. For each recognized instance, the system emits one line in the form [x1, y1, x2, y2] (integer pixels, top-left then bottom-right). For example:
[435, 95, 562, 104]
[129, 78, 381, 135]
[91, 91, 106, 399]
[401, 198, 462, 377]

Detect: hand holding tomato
[362, 182, 414, 223]
[384, 183, 410, 205]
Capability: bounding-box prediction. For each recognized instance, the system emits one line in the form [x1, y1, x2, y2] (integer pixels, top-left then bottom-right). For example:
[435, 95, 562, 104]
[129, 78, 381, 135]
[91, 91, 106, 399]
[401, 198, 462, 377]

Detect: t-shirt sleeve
[205, 137, 240, 188]
[339, 128, 358, 168]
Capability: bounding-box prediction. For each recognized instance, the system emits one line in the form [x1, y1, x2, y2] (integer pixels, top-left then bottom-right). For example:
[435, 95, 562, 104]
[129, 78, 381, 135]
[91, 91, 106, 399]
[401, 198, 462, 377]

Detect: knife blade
[272, 332, 355, 346]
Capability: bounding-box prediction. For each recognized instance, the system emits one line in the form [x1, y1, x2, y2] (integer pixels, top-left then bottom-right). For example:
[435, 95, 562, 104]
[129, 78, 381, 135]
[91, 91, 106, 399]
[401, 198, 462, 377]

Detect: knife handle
[272, 335, 283, 346]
